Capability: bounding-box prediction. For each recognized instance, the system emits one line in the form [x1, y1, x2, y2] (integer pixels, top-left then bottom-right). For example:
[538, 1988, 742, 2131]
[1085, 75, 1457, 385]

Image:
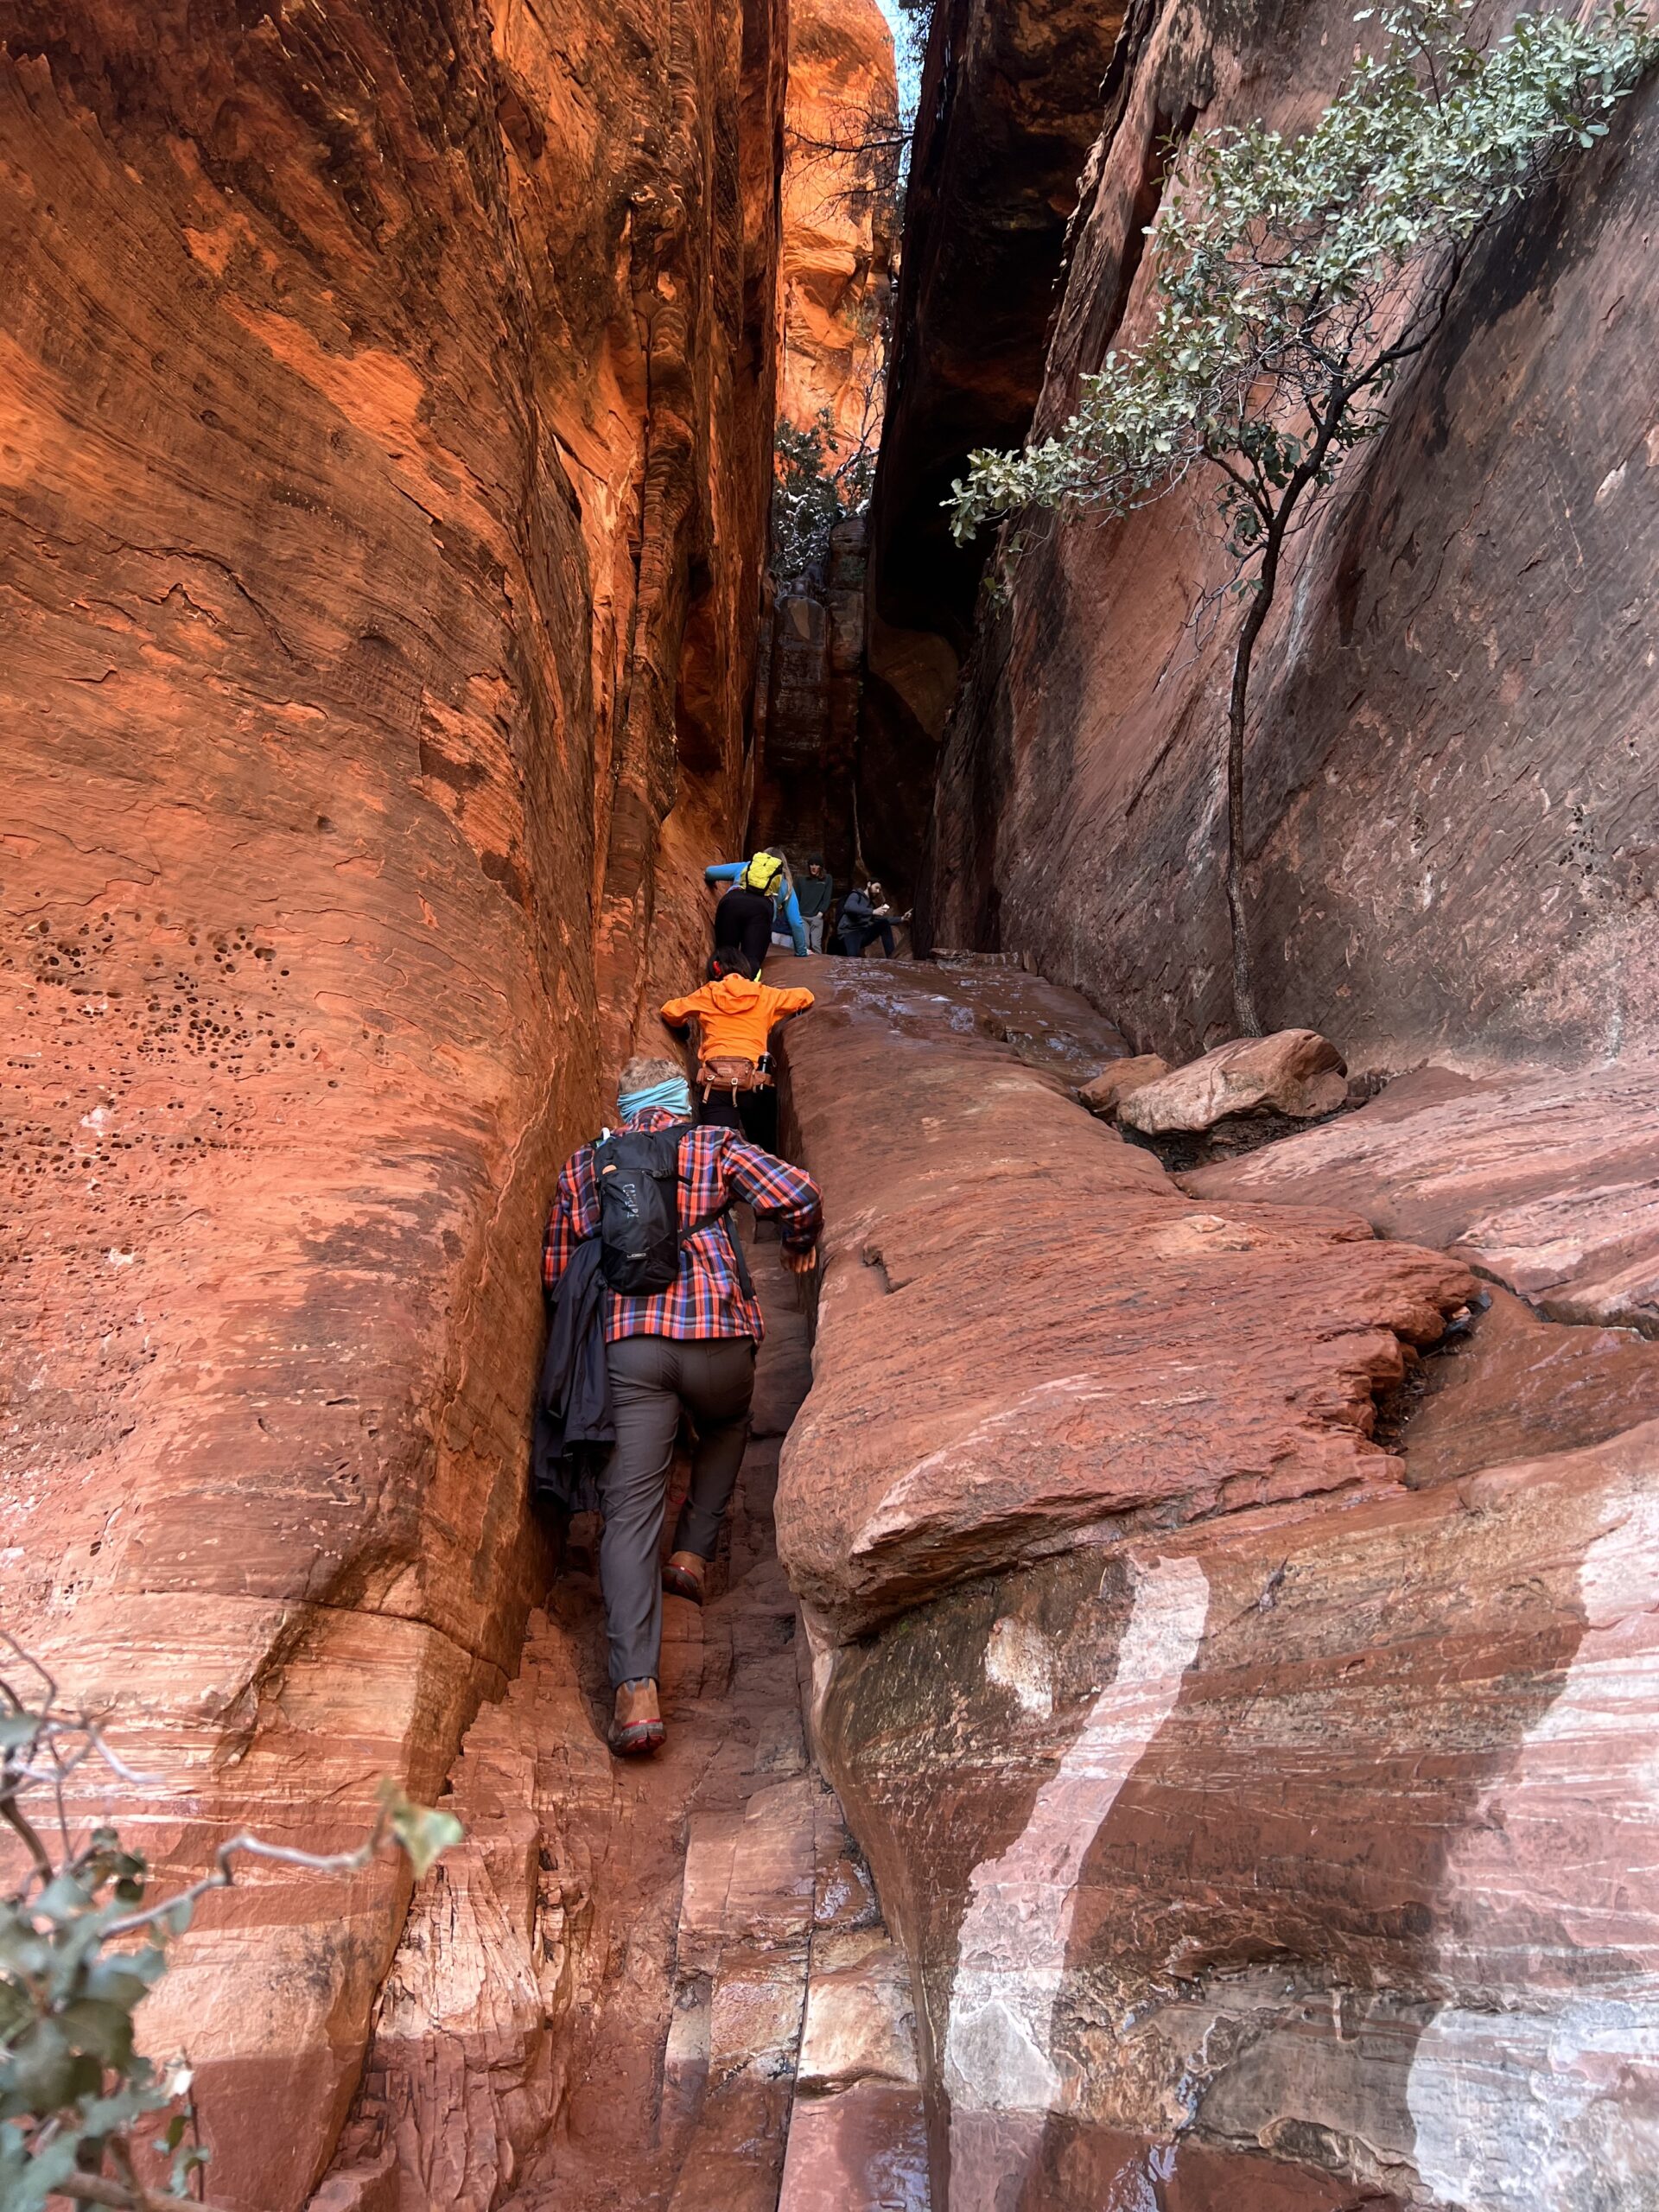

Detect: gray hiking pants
[600, 1332, 756, 1688]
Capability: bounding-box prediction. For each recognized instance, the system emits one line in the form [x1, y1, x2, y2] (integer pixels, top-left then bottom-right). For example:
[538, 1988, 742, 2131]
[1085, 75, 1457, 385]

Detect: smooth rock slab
[777, 963, 1470, 1640]
[1187, 1058, 1659, 1332]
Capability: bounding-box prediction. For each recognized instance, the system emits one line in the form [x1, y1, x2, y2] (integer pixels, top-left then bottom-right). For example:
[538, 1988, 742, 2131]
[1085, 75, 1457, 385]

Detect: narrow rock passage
[326, 1214, 927, 2212]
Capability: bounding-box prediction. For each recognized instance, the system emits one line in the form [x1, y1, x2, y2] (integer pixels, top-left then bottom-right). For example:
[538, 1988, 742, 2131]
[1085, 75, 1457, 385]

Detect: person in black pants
[711, 880, 773, 978]
[542, 1055, 823, 1755]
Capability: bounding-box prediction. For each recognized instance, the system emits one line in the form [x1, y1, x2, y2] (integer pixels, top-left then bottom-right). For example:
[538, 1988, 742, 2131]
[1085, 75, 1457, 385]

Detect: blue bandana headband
[619, 1077, 693, 1119]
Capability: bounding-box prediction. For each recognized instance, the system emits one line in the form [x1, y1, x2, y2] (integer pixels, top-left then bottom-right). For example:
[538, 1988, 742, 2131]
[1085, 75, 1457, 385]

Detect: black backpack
[595, 1122, 695, 1294]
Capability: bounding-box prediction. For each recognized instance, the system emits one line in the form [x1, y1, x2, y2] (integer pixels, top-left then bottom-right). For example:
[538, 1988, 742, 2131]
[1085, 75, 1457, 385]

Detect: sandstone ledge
[777, 958, 1659, 2209]
[776, 960, 1472, 1643]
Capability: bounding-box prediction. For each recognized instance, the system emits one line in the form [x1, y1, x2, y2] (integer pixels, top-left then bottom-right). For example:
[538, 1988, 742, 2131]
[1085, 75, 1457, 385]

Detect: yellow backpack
[743, 851, 784, 896]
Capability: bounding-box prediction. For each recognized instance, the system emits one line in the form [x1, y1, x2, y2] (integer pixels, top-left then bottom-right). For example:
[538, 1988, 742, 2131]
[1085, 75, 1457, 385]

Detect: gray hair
[617, 1052, 685, 1105]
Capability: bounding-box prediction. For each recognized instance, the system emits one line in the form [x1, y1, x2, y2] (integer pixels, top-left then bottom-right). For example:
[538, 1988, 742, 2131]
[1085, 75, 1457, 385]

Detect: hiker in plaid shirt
[543, 1054, 821, 1753]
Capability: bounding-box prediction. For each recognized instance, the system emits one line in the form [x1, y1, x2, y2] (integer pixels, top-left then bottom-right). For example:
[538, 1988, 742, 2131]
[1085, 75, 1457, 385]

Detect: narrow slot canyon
[3, 0, 1659, 2209]
[322, 1204, 928, 2212]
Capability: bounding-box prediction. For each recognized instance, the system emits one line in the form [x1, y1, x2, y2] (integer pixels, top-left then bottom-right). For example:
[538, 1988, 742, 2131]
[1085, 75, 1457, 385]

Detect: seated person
[835, 880, 906, 957]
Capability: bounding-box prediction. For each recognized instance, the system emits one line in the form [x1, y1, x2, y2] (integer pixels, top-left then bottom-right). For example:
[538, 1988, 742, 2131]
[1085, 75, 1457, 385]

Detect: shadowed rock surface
[918, 0, 1659, 1069]
[856, 0, 1130, 897]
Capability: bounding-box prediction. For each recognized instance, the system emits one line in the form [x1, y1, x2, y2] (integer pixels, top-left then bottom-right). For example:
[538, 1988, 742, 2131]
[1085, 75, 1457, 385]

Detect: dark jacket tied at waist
[532, 1236, 613, 1515]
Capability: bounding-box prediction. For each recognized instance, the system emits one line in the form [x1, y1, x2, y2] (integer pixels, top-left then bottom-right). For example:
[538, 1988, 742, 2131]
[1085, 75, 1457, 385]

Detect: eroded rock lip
[776, 962, 1471, 1643]
[1187, 1058, 1659, 1335]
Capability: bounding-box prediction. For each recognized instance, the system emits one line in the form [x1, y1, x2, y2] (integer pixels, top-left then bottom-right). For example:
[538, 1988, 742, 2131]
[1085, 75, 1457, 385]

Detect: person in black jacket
[795, 855, 834, 950]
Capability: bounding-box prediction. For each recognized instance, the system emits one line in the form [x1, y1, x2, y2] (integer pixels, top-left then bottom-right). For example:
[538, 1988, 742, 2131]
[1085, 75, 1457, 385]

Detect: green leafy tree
[950, 0, 1656, 1033]
[1, 1636, 461, 2212]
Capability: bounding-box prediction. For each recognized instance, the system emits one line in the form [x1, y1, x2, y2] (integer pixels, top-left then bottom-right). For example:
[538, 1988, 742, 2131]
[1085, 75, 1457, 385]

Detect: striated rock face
[0, 0, 784, 2197]
[920, 0, 1659, 1069]
[777, 960, 1659, 2209]
[779, 0, 896, 453]
[751, 0, 895, 884]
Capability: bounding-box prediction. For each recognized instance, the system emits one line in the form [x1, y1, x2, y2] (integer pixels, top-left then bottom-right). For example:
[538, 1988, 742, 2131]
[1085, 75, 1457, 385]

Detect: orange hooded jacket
[659, 972, 814, 1065]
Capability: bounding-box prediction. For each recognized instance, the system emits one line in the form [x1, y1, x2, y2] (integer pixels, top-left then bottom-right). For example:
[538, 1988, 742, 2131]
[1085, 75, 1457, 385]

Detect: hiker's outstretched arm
[723, 1138, 822, 1254]
[704, 861, 742, 886]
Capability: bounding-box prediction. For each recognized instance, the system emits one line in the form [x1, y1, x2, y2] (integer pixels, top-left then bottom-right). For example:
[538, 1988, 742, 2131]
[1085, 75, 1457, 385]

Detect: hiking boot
[663, 1550, 709, 1605]
[610, 1677, 664, 1758]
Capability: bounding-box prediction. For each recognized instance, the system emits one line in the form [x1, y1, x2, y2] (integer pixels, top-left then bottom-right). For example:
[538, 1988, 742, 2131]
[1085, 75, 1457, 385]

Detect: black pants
[599, 1333, 756, 1687]
[837, 918, 895, 957]
[696, 1084, 778, 1149]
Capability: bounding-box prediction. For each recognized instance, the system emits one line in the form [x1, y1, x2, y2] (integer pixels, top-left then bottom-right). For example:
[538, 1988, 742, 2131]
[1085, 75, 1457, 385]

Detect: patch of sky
[874, 0, 925, 125]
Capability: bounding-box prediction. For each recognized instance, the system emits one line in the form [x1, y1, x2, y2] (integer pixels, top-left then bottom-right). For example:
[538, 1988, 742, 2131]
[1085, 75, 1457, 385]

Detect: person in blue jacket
[704, 849, 808, 956]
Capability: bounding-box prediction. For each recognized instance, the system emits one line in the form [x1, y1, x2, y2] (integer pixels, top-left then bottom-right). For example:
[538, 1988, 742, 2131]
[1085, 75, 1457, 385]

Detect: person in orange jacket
[660, 958, 814, 1140]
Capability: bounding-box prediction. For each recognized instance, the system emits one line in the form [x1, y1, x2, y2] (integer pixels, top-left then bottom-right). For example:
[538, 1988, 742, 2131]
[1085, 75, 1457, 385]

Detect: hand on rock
[782, 1246, 817, 1275]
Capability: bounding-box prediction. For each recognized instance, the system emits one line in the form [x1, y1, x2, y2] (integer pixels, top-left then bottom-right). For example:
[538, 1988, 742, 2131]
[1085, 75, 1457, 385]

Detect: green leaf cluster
[948, 1, 1656, 550]
[0, 1829, 179, 2209]
[1, 1754, 463, 2210]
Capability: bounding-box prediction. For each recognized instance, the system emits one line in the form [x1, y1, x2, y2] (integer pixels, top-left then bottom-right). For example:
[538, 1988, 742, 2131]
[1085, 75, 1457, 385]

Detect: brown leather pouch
[699, 1055, 768, 1093]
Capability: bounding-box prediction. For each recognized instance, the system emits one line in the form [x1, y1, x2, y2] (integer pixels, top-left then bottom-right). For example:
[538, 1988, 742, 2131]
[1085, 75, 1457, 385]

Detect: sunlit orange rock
[0, 0, 785, 2198]
[779, 0, 898, 456]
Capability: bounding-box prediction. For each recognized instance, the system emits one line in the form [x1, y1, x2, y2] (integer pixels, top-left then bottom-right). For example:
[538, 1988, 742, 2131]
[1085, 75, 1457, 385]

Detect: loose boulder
[1077, 1054, 1169, 1118]
[1118, 1028, 1348, 1135]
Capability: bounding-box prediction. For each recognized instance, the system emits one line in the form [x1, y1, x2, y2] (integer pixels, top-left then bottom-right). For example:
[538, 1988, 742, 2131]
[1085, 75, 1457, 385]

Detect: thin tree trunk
[1224, 550, 1276, 1038]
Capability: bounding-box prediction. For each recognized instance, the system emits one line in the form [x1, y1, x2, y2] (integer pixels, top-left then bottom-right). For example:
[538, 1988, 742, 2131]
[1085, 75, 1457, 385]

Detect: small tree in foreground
[0, 1636, 461, 2212]
[949, 0, 1656, 1033]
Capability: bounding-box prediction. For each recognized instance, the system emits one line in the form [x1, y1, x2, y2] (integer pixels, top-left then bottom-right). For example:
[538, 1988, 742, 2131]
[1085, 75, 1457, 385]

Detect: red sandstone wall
[0, 0, 783, 2198]
[921, 0, 1659, 1070]
[779, 0, 896, 454]
[748, 0, 895, 880]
